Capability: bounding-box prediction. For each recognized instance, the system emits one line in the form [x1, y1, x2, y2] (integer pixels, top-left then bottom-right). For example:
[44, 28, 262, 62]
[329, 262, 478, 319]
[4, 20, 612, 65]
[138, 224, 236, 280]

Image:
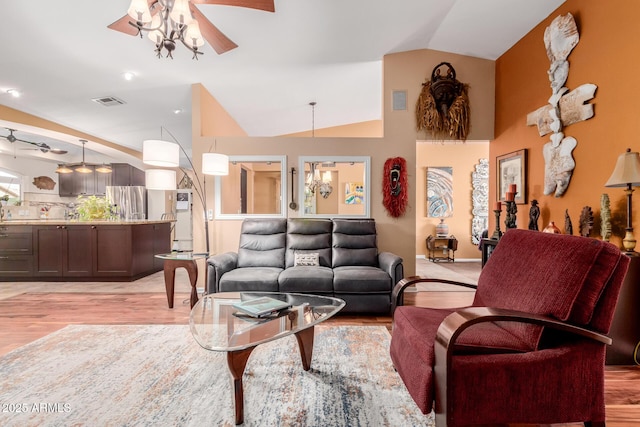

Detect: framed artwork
[344, 182, 364, 205]
[497, 149, 527, 204]
[426, 166, 453, 217]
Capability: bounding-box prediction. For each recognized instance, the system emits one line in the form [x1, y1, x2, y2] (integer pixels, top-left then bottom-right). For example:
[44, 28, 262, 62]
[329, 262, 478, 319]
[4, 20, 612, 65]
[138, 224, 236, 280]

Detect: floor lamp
[605, 148, 640, 254]
[142, 130, 228, 254]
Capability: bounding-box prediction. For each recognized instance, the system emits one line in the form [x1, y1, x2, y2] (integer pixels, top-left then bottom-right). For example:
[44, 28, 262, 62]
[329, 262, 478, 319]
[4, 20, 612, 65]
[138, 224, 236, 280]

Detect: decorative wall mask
[526, 13, 597, 197]
[382, 157, 408, 218]
[416, 62, 470, 141]
[32, 176, 56, 190]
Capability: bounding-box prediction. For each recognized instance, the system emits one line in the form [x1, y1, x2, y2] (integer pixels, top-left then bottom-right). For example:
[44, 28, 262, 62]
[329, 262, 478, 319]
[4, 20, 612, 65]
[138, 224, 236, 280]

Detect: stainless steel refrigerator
[105, 186, 146, 220]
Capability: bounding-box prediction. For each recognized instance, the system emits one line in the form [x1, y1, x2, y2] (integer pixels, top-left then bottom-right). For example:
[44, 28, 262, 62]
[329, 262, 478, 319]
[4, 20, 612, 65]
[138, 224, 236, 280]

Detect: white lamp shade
[145, 169, 176, 190]
[185, 20, 205, 48]
[202, 153, 229, 175]
[147, 14, 163, 44]
[169, 0, 193, 25]
[143, 140, 180, 167]
[127, 0, 152, 22]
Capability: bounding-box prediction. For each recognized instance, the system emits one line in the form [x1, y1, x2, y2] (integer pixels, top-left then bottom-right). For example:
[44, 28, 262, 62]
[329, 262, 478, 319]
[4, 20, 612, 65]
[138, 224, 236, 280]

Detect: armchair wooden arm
[391, 275, 477, 316]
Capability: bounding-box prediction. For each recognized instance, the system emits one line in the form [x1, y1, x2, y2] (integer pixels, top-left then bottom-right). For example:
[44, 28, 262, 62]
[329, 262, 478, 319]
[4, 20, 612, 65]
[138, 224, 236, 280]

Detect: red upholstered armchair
[390, 229, 630, 426]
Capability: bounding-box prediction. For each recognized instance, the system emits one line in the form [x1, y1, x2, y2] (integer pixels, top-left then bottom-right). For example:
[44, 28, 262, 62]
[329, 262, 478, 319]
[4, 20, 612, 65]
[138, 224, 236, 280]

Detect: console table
[426, 235, 457, 262]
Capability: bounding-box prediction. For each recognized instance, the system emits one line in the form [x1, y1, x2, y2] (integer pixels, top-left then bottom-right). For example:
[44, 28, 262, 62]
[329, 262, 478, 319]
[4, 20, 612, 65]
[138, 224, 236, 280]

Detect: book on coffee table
[232, 296, 291, 318]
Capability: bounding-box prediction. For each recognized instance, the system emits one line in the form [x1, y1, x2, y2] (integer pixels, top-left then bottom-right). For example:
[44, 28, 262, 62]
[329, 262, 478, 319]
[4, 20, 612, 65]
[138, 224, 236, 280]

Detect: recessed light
[7, 89, 20, 98]
[123, 72, 135, 81]
[173, 109, 183, 115]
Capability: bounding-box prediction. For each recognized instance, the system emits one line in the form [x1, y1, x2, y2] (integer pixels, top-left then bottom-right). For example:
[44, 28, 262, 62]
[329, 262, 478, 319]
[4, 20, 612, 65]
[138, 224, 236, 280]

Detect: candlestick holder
[505, 200, 518, 230]
[491, 209, 503, 240]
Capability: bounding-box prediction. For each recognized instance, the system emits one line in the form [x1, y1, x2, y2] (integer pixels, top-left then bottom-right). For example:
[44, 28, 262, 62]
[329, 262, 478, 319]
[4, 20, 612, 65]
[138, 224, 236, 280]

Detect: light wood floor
[0, 263, 639, 426]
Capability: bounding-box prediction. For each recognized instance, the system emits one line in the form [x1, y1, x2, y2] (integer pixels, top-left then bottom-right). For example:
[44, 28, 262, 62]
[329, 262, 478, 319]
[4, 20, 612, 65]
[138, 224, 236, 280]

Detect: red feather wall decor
[383, 157, 408, 218]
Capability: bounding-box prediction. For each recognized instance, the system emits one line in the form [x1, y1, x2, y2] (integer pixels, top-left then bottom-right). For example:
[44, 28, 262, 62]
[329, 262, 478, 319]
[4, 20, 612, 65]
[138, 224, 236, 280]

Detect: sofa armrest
[206, 252, 238, 294]
[378, 251, 404, 284]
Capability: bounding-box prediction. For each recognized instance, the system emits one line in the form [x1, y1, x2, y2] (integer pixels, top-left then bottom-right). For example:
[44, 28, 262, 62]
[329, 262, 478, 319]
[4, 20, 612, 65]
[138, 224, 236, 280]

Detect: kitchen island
[0, 220, 173, 281]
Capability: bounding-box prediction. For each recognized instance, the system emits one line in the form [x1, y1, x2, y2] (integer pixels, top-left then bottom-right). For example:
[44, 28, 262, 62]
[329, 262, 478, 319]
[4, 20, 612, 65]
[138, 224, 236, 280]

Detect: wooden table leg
[227, 347, 255, 425]
[183, 260, 199, 308]
[163, 262, 176, 309]
[295, 326, 315, 371]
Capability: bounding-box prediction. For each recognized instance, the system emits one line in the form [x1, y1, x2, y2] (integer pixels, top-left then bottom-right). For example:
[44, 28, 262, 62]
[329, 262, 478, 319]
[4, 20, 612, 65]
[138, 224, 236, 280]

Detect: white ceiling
[0, 0, 565, 166]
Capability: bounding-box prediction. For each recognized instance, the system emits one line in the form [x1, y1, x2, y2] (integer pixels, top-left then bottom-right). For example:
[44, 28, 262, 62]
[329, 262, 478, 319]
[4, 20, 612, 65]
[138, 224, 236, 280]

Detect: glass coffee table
[189, 292, 345, 425]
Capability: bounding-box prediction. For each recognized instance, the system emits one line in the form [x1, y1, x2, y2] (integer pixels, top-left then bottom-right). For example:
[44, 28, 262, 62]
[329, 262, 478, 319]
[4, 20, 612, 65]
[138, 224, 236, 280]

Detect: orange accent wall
[493, 0, 638, 247]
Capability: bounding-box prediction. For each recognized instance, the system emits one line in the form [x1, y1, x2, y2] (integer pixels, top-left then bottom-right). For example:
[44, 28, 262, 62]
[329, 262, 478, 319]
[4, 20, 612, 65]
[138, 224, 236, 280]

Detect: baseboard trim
[416, 255, 481, 263]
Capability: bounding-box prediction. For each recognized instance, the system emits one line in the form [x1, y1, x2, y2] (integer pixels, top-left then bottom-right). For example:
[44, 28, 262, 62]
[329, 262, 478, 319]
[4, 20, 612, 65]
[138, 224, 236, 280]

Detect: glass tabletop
[154, 252, 209, 261]
[189, 292, 345, 352]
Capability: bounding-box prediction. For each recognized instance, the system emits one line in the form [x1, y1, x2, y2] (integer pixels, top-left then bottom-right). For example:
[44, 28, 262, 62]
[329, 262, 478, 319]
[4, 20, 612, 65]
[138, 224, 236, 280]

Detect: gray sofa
[206, 218, 404, 313]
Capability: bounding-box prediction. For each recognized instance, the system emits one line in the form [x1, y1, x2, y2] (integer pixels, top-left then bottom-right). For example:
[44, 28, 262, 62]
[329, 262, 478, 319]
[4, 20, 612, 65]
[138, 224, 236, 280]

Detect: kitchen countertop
[0, 219, 175, 226]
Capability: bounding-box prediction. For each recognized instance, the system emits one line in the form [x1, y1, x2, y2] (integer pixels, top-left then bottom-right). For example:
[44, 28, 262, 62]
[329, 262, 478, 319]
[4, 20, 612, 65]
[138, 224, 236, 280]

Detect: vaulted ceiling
[0, 0, 565, 165]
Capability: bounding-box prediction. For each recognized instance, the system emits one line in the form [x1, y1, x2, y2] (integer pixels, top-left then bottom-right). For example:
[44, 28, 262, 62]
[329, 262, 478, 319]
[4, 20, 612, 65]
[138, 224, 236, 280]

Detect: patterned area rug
[0, 325, 433, 427]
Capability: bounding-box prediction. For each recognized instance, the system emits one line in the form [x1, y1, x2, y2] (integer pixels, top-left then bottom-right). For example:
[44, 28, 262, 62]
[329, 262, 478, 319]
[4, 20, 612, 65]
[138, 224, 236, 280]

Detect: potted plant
[75, 195, 117, 221]
[0, 195, 9, 206]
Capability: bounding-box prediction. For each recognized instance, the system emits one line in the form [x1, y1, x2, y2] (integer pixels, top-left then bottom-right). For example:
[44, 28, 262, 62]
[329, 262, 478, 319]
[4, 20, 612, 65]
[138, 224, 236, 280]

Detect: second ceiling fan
[1, 129, 68, 155]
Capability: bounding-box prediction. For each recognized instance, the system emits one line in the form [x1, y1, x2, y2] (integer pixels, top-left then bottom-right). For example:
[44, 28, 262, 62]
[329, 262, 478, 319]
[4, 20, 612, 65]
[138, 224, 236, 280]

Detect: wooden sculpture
[526, 13, 597, 197]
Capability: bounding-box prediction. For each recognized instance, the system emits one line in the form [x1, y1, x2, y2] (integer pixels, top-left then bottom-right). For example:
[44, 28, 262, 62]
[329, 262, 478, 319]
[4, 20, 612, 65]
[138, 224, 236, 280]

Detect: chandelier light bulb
[127, 0, 152, 23]
[169, 0, 193, 26]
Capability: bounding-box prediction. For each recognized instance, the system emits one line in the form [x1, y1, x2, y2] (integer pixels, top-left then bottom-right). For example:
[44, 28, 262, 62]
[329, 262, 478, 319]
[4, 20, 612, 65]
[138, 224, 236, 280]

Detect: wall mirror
[215, 155, 287, 219]
[299, 156, 370, 218]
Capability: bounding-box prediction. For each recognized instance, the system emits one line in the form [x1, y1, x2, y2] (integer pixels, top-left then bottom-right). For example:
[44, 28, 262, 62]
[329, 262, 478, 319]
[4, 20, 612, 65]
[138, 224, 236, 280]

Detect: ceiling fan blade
[190, 5, 238, 54]
[107, 14, 140, 36]
[49, 149, 68, 155]
[107, 1, 160, 36]
[190, 0, 275, 13]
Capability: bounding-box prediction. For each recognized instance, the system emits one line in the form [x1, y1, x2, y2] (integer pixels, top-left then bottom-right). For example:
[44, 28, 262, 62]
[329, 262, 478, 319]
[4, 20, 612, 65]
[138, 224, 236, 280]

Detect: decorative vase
[543, 221, 562, 234]
[436, 218, 449, 237]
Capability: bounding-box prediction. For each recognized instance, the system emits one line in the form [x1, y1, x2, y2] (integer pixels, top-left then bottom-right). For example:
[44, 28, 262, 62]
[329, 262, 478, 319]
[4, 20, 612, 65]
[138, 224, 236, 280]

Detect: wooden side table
[426, 235, 458, 262]
[154, 252, 208, 309]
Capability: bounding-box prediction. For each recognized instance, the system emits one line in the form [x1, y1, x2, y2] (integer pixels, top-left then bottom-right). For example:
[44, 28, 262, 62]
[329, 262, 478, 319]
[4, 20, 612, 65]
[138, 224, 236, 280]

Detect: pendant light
[55, 164, 74, 174]
[75, 140, 92, 173]
[95, 163, 113, 173]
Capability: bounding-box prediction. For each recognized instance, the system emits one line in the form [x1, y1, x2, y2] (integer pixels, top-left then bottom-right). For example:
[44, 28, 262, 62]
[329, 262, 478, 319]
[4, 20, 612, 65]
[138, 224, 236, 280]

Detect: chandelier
[306, 163, 333, 199]
[126, 0, 205, 59]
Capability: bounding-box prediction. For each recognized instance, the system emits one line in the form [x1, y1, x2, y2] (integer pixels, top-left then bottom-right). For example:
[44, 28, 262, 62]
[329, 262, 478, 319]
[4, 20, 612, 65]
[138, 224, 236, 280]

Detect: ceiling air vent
[91, 96, 126, 107]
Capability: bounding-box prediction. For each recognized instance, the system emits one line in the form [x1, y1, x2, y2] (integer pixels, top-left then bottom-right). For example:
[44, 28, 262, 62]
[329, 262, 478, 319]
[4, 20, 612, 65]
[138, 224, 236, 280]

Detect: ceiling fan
[1, 129, 68, 155]
[108, 0, 275, 58]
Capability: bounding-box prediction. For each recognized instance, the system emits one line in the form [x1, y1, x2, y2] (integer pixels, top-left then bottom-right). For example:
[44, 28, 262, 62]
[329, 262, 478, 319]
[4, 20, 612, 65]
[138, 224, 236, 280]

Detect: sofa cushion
[278, 266, 334, 293]
[237, 219, 286, 268]
[285, 219, 332, 268]
[333, 266, 391, 293]
[474, 229, 608, 349]
[332, 219, 378, 268]
[219, 267, 282, 292]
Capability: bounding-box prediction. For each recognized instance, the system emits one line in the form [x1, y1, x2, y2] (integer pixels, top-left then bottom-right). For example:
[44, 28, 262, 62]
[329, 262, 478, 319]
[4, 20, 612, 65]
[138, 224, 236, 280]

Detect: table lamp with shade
[605, 148, 640, 254]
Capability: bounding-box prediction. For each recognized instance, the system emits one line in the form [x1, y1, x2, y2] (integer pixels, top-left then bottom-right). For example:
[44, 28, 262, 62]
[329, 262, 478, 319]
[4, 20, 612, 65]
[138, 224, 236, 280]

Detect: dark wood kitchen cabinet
[93, 225, 132, 277]
[0, 221, 172, 281]
[0, 225, 33, 277]
[58, 167, 111, 196]
[110, 163, 145, 186]
[33, 225, 93, 277]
